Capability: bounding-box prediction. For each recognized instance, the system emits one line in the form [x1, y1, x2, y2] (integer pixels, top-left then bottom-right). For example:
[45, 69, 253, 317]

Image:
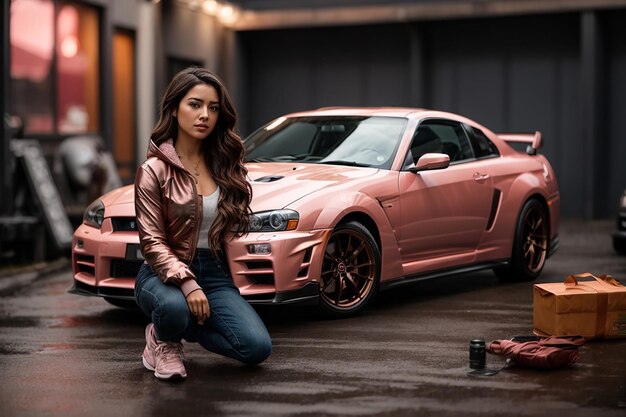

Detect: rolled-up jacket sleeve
[135, 165, 201, 297]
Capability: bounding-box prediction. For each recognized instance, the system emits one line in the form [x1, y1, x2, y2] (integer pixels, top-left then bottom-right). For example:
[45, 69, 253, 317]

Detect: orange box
[533, 273, 626, 339]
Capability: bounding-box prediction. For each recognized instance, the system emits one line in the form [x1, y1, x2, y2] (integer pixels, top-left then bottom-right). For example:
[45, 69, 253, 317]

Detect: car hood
[100, 185, 135, 217]
[98, 164, 379, 214]
[246, 163, 379, 211]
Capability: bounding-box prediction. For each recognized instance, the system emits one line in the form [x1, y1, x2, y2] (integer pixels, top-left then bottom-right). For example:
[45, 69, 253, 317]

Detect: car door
[395, 119, 494, 274]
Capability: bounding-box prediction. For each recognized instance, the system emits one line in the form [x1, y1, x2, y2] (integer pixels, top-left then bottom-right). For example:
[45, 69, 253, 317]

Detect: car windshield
[244, 116, 407, 169]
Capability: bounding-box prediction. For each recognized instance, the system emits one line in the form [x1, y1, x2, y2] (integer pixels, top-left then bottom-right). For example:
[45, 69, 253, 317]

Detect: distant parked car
[613, 188, 626, 254]
[71, 107, 560, 317]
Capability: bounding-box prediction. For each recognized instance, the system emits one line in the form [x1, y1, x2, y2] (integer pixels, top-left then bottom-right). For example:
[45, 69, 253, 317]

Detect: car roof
[286, 107, 428, 117]
[283, 107, 447, 119]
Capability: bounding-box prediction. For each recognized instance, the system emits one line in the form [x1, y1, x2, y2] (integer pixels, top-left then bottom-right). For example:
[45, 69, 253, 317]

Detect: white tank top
[197, 186, 220, 249]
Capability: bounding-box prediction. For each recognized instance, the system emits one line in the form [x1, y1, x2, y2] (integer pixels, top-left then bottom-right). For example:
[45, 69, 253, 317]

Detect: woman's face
[173, 83, 220, 142]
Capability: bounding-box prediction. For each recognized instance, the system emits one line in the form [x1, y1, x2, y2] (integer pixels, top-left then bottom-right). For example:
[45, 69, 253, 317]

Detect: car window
[246, 122, 318, 159]
[404, 120, 474, 168]
[469, 126, 500, 158]
[322, 117, 405, 166]
[245, 116, 407, 169]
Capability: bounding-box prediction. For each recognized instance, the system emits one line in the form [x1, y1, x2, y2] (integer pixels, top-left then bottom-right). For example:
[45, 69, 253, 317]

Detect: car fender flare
[311, 191, 404, 281]
[501, 173, 552, 242]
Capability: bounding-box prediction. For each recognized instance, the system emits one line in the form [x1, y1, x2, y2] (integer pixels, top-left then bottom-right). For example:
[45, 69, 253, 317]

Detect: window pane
[245, 116, 406, 169]
[411, 121, 474, 164]
[471, 127, 500, 158]
[57, 2, 100, 134]
[10, 0, 55, 134]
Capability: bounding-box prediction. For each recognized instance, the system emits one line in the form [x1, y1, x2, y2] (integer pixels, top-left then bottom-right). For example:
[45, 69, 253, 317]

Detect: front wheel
[494, 199, 549, 282]
[318, 221, 381, 318]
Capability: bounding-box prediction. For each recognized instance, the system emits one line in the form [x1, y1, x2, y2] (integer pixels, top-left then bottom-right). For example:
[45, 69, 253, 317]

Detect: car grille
[75, 254, 95, 276]
[243, 260, 275, 285]
[110, 259, 142, 278]
[246, 260, 272, 269]
[239, 247, 313, 286]
[111, 217, 139, 232]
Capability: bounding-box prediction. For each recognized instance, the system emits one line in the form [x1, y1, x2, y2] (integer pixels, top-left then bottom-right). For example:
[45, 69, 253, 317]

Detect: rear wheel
[319, 221, 380, 317]
[494, 199, 548, 282]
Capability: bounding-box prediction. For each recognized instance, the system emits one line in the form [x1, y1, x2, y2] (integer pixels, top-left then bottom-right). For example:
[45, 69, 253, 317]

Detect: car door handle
[473, 172, 490, 181]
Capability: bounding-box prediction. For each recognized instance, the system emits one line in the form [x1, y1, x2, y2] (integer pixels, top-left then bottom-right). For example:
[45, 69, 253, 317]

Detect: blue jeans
[135, 250, 272, 365]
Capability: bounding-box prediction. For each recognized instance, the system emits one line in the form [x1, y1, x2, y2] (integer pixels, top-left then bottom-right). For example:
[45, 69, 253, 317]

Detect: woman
[134, 67, 272, 381]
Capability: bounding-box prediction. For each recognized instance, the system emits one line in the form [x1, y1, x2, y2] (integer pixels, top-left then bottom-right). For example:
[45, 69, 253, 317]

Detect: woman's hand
[186, 290, 210, 325]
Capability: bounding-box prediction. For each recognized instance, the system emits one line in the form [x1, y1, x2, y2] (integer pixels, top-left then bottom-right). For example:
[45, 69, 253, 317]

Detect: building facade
[2, 0, 625, 248]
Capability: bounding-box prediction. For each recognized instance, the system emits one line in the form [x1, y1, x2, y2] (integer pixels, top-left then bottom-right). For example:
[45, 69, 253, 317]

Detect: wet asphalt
[0, 220, 625, 417]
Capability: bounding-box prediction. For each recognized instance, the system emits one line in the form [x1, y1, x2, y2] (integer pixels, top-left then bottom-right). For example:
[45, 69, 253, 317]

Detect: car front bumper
[226, 228, 333, 305]
[71, 222, 332, 306]
[72, 222, 141, 300]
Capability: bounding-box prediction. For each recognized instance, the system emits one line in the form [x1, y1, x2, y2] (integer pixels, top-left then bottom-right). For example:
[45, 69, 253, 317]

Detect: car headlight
[249, 210, 299, 232]
[83, 199, 105, 229]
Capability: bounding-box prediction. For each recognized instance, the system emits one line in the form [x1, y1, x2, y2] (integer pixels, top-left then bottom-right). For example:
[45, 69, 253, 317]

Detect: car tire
[494, 199, 549, 282]
[104, 297, 139, 309]
[318, 221, 381, 318]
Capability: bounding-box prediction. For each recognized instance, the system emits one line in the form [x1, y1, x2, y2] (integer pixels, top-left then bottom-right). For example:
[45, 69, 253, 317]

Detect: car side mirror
[409, 153, 450, 173]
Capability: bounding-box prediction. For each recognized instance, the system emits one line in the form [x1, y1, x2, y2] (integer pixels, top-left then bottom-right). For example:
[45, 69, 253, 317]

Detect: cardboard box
[533, 273, 626, 339]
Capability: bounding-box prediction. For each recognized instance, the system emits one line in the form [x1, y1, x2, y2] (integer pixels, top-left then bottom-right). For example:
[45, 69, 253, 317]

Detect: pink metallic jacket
[135, 139, 203, 297]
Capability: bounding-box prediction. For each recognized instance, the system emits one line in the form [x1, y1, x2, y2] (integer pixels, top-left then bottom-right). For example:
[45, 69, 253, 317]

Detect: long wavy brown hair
[151, 67, 251, 249]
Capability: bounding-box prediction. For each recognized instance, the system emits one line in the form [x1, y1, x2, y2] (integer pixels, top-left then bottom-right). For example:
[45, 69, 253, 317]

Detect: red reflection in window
[57, 3, 100, 134]
[9, 0, 101, 136]
[10, 0, 55, 134]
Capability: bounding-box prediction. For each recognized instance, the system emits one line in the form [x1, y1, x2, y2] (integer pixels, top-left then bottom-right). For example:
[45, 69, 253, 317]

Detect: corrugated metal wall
[607, 10, 626, 222]
[238, 12, 626, 219]
[425, 15, 583, 218]
[239, 25, 411, 126]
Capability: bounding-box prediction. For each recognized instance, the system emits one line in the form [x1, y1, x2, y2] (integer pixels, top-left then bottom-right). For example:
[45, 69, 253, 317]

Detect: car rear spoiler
[497, 131, 542, 155]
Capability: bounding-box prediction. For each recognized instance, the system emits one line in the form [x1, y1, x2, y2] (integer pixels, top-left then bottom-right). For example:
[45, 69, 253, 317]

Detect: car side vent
[254, 175, 284, 182]
[486, 189, 502, 231]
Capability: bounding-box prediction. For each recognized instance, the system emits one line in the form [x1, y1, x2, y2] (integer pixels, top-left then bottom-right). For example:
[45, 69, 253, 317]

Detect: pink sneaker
[142, 323, 187, 380]
[154, 341, 187, 380]
[142, 323, 157, 371]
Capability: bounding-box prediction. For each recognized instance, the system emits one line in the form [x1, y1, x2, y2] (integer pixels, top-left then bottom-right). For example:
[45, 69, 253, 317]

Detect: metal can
[469, 339, 486, 369]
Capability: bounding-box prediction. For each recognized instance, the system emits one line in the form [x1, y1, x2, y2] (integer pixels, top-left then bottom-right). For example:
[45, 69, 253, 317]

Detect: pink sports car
[71, 107, 560, 316]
